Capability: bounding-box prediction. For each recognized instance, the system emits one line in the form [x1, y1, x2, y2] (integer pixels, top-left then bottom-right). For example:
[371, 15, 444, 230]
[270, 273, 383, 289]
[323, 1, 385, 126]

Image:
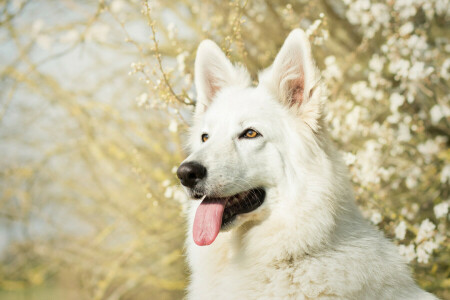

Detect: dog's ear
[268, 29, 319, 109]
[194, 40, 249, 116]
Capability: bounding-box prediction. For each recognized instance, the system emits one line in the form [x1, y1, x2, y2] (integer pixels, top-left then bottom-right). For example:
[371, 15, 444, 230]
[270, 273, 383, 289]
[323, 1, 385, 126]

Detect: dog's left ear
[194, 40, 250, 116]
[266, 29, 320, 111]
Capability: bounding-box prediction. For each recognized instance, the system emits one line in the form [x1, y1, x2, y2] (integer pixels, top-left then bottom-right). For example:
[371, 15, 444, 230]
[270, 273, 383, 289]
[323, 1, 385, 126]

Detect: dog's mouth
[192, 188, 265, 246]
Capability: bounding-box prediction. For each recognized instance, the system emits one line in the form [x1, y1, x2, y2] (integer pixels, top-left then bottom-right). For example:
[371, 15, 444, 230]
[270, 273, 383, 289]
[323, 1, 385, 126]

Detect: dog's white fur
[182, 29, 437, 300]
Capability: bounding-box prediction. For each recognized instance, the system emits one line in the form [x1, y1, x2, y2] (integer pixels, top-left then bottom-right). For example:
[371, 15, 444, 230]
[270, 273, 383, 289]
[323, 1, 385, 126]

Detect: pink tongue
[193, 198, 227, 246]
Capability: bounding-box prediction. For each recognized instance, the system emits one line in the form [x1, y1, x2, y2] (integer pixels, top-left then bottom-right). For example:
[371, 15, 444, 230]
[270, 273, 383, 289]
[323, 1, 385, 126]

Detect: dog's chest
[188, 246, 337, 300]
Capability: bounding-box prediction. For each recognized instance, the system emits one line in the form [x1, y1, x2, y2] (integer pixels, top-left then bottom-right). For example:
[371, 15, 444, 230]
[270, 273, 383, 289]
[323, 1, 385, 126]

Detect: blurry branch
[92, 243, 136, 300]
[0, 81, 17, 123]
[263, 0, 287, 34]
[0, 0, 29, 26]
[144, 0, 194, 106]
[161, 1, 205, 38]
[223, 0, 249, 59]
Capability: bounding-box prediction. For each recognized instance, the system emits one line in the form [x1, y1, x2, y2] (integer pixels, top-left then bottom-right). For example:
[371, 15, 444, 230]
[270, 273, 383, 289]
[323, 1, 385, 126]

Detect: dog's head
[177, 29, 328, 246]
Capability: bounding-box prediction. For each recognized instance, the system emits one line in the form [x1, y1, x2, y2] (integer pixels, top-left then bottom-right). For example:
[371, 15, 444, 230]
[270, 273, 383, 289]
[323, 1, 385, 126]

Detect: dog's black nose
[177, 161, 207, 188]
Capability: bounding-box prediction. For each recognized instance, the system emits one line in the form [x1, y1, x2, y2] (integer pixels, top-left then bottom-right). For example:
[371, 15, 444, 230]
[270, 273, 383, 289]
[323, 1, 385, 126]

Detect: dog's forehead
[204, 87, 277, 125]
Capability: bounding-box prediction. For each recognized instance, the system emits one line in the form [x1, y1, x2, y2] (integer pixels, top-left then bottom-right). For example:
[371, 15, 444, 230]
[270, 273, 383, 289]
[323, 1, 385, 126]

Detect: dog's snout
[177, 161, 207, 188]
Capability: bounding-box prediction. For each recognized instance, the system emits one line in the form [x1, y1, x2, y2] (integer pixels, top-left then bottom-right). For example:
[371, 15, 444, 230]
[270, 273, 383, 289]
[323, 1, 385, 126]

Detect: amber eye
[201, 133, 209, 142]
[242, 129, 259, 139]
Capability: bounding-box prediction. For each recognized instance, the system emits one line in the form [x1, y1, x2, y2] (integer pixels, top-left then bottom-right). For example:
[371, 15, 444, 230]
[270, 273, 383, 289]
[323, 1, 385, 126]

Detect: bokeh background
[0, 0, 449, 299]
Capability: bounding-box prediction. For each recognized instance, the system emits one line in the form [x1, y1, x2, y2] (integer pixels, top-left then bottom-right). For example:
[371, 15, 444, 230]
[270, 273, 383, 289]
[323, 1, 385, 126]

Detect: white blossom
[429, 104, 450, 124]
[416, 219, 436, 243]
[405, 166, 421, 189]
[441, 58, 450, 79]
[435, 0, 450, 16]
[422, 240, 439, 254]
[370, 3, 389, 26]
[441, 164, 450, 184]
[389, 59, 410, 79]
[417, 139, 440, 162]
[306, 18, 323, 37]
[136, 93, 148, 107]
[416, 244, 430, 263]
[408, 61, 426, 80]
[395, 221, 407, 240]
[397, 123, 411, 142]
[164, 186, 173, 198]
[370, 211, 382, 225]
[399, 22, 414, 36]
[407, 35, 428, 54]
[343, 152, 356, 166]
[176, 51, 189, 74]
[369, 54, 385, 73]
[398, 244, 416, 262]
[389, 93, 405, 112]
[168, 119, 178, 133]
[323, 56, 342, 80]
[394, 0, 417, 20]
[173, 187, 187, 204]
[434, 201, 449, 219]
[351, 81, 376, 102]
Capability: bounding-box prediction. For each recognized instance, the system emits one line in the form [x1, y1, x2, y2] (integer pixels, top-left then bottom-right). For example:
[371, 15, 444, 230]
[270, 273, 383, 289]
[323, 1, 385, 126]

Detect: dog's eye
[201, 133, 209, 142]
[241, 129, 260, 139]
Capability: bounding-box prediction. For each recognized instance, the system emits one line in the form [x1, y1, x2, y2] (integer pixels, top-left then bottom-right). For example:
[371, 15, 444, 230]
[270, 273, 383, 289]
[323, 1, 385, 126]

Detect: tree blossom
[370, 211, 382, 225]
[398, 244, 416, 263]
[416, 219, 436, 243]
[434, 201, 449, 219]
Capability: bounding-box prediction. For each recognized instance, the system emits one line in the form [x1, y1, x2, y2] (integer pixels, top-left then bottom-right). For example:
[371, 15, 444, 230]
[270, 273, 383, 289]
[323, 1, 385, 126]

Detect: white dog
[176, 29, 437, 300]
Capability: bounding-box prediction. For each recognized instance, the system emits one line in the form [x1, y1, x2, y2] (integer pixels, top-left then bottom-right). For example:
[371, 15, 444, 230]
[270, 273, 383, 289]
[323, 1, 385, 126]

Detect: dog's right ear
[194, 40, 249, 116]
[259, 29, 322, 131]
[269, 29, 318, 108]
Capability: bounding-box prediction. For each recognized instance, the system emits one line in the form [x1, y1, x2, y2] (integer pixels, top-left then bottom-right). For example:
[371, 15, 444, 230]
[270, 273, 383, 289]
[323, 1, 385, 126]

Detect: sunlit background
[0, 0, 449, 299]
